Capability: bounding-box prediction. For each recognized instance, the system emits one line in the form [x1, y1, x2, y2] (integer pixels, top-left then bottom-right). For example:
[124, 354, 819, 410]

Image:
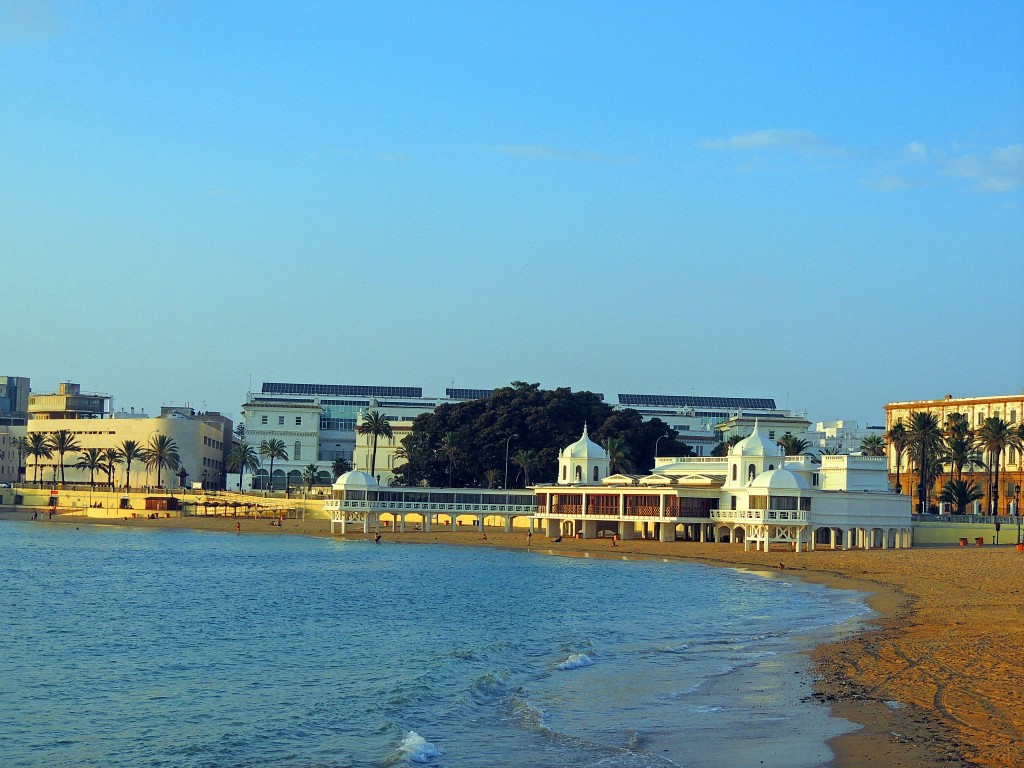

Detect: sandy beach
[8, 510, 1022, 768]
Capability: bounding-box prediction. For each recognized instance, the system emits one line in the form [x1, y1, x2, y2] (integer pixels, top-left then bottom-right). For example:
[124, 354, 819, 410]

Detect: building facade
[0, 375, 30, 427]
[885, 392, 1024, 515]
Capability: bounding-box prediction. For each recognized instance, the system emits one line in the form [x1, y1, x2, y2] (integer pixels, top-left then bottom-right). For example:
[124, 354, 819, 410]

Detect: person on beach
[236, 522, 241, 533]
[374, 532, 382, 543]
[527, 531, 532, 546]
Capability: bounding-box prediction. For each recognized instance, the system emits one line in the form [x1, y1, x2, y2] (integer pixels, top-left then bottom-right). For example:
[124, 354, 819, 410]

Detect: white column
[659, 521, 674, 542]
[451, 513, 457, 532]
[424, 513, 431, 533]
[400, 514, 406, 533]
[504, 516, 512, 533]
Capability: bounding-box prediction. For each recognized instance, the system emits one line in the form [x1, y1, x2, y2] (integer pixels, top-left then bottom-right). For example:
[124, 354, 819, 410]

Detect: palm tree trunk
[370, 434, 378, 479]
[269, 457, 275, 492]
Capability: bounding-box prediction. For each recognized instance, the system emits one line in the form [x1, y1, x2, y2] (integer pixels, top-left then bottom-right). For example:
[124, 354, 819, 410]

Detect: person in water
[374, 532, 382, 543]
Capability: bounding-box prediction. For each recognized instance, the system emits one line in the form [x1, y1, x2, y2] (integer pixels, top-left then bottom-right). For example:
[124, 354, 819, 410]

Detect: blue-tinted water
[0, 522, 868, 767]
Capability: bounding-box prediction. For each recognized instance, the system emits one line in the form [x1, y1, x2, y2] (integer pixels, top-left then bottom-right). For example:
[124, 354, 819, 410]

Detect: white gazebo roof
[332, 470, 379, 490]
[560, 424, 606, 459]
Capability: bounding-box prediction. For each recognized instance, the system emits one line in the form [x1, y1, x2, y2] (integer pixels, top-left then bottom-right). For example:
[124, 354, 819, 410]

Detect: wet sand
[10, 510, 1022, 767]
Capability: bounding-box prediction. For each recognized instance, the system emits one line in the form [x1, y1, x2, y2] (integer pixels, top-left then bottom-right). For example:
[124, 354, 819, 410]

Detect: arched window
[732, 465, 738, 482]
[575, 465, 582, 482]
[593, 466, 599, 482]
[294, 441, 301, 461]
[768, 464, 774, 471]
[562, 466, 567, 481]
[747, 464, 756, 482]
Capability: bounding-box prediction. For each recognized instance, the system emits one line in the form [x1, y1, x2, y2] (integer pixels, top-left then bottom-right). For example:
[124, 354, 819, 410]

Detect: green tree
[859, 434, 886, 456]
[331, 455, 351, 479]
[227, 441, 260, 491]
[26, 432, 53, 486]
[777, 433, 811, 456]
[118, 440, 147, 491]
[48, 429, 81, 485]
[976, 416, 1013, 515]
[74, 448, 106, 490]
[101, 448, 121, 489]
[599, 436, 634, 475]
[511, 448, 541, 487]
[439, 431, 460, 487]
[711, 434, 744, 458]
[886, 421, 908, 494]
[13, 436, 29, 483]
[939, 479, 984, 516]
[302, 463, 320, 491]
[358, 410, 393, 480]
[145, 434, 180, 488]
[907, 412, 943, 514]
[259, 438, 289, 491]
[484, 468, 500, 489]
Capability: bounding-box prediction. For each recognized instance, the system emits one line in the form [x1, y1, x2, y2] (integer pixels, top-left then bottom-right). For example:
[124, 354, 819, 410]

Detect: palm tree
[600, 436, 634, 474]
[48, 429, 81, 485]
[886, 421, 908, 494]
[357, 410, 393, 480]
[976, 416, 1013, 515]
[777, 433, 811, 456]
[331, 456, 351, 479]
[13, 436, 29, 483]
[859, 434, 886, 456]
[26, 432, 53, 486]
[907, 412, 943, 514]
[101, 448, 121, 489]
[118, 440, 147, 491]
[74, 448, 106, 490]
[939, 479, 984, 515]
[145, 434, 180, 488]
[227, 441, 260, 491]
[511, 448, 541, 487]
[259, 438, 289, 491]
[439, 431, 459, 487]
[484, 469, 500, 489]
[302, 463, 320, 491]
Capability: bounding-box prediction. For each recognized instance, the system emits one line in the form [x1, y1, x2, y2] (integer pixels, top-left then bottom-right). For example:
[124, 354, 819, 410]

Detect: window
[294, 441, 301, 461]
[278, 416, 285, 425]
[295, 417, 302, 426]
[812, 473, 819, 487]
[575, 465, 582, 482]
[562, 466, 567, 481]
[768, 431, 775, 439]
[593, 466, 599, 482]
[261, 415, 268, 425]
[730, 495, 737, 510]
[747, 464, 755, 482]
[732, 465, 737, 482]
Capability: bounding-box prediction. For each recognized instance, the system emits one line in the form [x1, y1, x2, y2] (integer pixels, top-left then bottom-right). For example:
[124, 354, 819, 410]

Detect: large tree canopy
[391, 382, 691, 488]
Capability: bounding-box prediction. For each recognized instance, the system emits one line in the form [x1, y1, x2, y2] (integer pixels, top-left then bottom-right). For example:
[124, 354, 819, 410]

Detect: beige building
[24, 384, 232, 490]
[885, 392, 1024, 515]
[352, 412, 414, 486]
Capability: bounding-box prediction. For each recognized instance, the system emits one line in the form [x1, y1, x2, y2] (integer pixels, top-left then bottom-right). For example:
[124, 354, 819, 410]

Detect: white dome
[332, 470, 379, 490]
[731, 421, 783, 458]
[560, 424, 607, 459]
[749, 467, 809, 491]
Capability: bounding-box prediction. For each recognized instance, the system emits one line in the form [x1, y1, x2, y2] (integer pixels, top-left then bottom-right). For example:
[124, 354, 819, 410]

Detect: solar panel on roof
[445, 388, 494, 400]
[617, 394, 776, 410]
[262, 383, 423, 398]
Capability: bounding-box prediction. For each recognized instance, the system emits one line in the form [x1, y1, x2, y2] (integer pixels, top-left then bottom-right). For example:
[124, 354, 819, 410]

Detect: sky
[3, 1, 1022, 427]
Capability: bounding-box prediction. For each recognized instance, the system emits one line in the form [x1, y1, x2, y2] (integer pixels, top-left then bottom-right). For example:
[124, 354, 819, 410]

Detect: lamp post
[504, 433, 518, 490]
[655, 434, 669, 462]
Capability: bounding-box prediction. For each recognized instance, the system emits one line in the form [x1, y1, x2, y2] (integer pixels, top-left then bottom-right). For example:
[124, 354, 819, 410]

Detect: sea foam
[556, 652, 595, 670]
[399, 731, 443, 763]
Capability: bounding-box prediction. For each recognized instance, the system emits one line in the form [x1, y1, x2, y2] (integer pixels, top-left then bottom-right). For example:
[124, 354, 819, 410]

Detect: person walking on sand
[236, 522, 241, 533]
[527, 530, 532, 547]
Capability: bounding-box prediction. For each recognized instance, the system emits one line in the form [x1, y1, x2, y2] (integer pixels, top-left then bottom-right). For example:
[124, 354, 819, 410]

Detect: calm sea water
[0, 522, 869, 768]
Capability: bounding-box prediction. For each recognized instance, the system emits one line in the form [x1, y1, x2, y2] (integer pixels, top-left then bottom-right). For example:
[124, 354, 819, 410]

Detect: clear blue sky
[3, 1, 1022, 426]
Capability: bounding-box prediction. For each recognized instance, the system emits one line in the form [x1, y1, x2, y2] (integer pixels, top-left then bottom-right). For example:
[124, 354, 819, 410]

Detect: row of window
[202, 457, 224, 470]
[202, 436, 223, 450]
[320, 418, 357, 431]
[260, 415, 304, 426]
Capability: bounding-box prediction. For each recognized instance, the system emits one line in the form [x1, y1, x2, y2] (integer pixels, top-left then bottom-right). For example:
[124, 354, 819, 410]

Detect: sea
[0, 521, 871, 768]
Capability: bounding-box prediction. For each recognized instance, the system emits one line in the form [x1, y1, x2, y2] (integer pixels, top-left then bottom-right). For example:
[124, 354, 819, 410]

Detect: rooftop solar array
[618, 394, 776, 410]
[262, 383, 423, 398]
[446, 388, 493, 400]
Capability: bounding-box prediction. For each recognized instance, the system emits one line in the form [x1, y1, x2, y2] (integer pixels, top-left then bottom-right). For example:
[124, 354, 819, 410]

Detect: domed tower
[557, 424, 610, 485]
[724, 420, 784, 489]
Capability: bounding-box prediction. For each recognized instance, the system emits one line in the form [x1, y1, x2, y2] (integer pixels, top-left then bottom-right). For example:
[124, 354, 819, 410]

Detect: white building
[533, 422, 911, 550]
[805, 420, 886, 455]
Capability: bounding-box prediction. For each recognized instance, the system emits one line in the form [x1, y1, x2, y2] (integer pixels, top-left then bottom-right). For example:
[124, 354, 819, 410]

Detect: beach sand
[10, 510, 1022, 767]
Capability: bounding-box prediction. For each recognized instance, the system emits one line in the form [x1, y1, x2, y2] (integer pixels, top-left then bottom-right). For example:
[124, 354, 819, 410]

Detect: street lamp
[655, 434, 669, 461]
[504, 434, 518, 490]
